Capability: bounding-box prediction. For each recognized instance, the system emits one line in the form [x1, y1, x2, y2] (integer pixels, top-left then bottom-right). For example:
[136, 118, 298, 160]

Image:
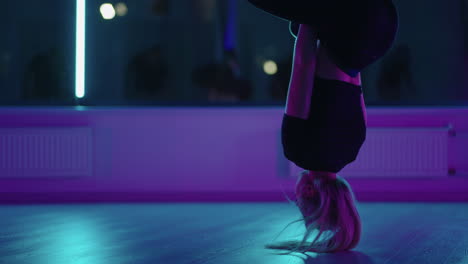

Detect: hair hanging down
[266, 171, 361, 254]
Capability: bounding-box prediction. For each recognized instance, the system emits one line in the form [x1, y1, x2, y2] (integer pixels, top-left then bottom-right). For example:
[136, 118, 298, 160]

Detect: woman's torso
[315, 41, 362, 86]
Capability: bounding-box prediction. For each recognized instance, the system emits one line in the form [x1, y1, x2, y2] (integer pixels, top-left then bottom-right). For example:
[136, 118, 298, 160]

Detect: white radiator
[0, 127, 93, 178]
[290, 127, 450, 178]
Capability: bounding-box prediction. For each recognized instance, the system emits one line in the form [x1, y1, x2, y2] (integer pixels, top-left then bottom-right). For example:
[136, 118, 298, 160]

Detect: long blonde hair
[266, 172, 361, 254]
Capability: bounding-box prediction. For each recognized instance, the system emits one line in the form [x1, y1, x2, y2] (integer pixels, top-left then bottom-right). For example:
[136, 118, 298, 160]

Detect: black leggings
[281, 77, 367, 173]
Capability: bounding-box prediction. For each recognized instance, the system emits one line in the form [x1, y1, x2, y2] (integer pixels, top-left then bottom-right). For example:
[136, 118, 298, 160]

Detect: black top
[281, 77, 367, 173]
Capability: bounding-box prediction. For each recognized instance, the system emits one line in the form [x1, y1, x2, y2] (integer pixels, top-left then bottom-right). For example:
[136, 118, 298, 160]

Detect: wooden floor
[0, 202, 467, 264]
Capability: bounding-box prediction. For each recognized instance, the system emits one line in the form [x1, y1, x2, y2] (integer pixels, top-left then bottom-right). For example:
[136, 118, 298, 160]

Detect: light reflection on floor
[0, 203, 467, 264]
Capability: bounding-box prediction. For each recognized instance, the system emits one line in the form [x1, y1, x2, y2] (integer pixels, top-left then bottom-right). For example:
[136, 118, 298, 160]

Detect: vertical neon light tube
[75, 0, 86, 98]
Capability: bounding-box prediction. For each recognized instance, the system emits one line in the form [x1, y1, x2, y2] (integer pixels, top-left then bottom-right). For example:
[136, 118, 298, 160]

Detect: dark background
[1, 0, 467, 106]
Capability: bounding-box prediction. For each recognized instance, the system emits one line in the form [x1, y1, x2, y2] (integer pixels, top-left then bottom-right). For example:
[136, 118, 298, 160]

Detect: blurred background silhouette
[1, 0, 468, 105]
[376, 44, 414, 102]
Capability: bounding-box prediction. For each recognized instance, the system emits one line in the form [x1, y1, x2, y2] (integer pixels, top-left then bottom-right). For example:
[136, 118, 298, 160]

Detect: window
[0, 0, 76, 105]
[82, 0, 293, 105]
[1, 0, 467, 106]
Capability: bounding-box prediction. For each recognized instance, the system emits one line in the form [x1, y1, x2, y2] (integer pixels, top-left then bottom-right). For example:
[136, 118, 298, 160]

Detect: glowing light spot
[100, 3, 116, 20]
[115, 3, 128, 16]
[263, 60, 278, 75]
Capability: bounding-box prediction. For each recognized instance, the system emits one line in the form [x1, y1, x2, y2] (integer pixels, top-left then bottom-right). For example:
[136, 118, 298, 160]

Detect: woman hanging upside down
[247, 0, 398, 254]
[275, 23, 366, 253]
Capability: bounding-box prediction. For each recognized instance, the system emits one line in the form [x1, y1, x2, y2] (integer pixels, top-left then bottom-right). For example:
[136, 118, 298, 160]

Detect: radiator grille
[290, 127, 449, 178]
[0, 128, 93, 178]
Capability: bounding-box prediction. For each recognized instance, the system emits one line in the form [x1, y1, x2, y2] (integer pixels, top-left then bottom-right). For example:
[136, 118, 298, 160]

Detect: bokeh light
[100, 3, 116, 20]
[115, 3, 128, 17]
[263, 60, 278, 75]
